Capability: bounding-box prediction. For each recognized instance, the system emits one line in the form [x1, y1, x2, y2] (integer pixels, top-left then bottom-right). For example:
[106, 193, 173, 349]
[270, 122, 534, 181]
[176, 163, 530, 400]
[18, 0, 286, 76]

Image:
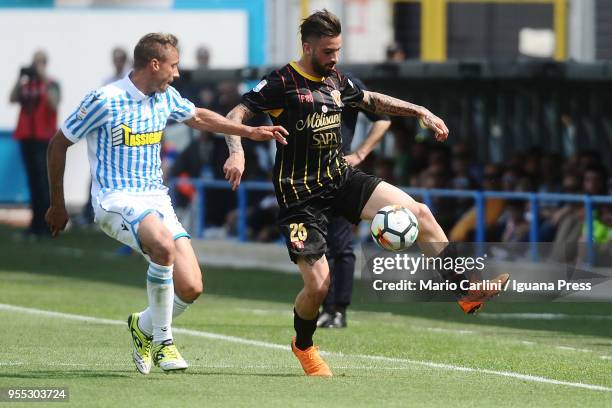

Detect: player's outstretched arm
[357, 91, 449, 141]
[220, 103, 290, 190]
[222, 104, 254, 191]
[185, 107, 288, 144]
[45, 130, 74, 237]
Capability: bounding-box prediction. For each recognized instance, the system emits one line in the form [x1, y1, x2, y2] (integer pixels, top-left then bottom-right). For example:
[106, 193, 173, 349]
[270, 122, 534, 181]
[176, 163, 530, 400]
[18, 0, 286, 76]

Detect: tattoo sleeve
[357, 91, 425, 118]
[225, 104, 255, 154]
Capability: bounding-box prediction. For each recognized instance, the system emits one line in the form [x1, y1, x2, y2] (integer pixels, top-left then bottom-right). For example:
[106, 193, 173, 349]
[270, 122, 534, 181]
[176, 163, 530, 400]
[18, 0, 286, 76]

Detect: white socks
[172, 296, 190, 318]
[146, 262, 174, 344]
[138, 289, 192, 339]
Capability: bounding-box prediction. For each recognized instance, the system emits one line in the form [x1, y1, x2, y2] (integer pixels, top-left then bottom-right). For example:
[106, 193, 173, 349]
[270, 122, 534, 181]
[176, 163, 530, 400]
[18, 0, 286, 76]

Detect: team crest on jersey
[111, 124, 163, 147]
[77, 91, 101, 120]
[330, 90, 343, 107]
[77, 106, 87, 120]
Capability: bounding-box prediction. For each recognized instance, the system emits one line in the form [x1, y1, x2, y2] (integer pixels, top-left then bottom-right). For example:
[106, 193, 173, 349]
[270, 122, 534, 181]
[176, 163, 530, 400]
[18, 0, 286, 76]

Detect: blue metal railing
[180, 179, 612, 263]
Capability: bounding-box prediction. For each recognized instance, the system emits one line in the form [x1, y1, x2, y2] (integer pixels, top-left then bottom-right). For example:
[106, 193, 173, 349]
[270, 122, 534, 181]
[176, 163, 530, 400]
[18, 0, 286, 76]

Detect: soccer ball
[370, 205, 419, 251]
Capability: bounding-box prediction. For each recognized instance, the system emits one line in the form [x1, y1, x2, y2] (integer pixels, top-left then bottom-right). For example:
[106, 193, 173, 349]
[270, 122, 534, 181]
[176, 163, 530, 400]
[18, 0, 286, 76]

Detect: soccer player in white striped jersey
[45, 33, 288, 374]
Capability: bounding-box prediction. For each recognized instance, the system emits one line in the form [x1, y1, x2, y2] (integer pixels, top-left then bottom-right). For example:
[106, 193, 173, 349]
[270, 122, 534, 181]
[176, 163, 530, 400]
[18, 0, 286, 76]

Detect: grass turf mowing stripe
[1, 303, 611, 393]
[480, 313, 612, 320]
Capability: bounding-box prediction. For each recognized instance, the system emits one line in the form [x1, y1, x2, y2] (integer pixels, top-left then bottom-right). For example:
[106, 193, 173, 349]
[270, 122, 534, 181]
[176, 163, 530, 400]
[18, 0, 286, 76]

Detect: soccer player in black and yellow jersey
[223, 10, 509, 377]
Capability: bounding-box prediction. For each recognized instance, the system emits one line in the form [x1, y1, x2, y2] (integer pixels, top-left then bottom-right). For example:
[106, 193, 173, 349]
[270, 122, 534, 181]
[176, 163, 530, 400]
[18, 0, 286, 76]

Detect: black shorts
[277, 168, 382, 264]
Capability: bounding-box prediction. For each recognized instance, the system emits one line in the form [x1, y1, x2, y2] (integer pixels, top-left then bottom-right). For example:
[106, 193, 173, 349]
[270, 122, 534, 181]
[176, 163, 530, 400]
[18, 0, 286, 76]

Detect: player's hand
[248, 125, 288, 145]
[223, 152, 245, 191]
[45, 205, 69, 237]
[344, 151, 364, 167]
[419, 110, 449, 142]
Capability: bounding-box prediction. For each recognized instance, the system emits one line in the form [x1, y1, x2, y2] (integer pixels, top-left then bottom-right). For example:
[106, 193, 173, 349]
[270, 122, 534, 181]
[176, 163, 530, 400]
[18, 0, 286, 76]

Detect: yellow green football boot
[127, 313, 152, 374]
[152, 339, 188, 372]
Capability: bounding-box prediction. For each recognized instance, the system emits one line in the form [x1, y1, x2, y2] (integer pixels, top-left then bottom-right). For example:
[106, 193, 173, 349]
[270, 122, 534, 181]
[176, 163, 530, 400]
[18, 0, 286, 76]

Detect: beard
[311, 56, 335, 77]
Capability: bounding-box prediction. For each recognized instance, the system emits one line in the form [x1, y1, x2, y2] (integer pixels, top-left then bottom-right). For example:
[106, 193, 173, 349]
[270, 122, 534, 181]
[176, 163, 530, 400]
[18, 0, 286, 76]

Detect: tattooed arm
[357, 91, 449, 141]
[185, 107, 286, 142]
[223, 104, 255, 191]
[225, 104, 255, 153]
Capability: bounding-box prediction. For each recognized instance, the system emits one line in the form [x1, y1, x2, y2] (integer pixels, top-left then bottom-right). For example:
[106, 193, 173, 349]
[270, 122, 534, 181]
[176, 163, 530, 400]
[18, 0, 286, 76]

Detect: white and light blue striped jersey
[61, 73, 195, 198]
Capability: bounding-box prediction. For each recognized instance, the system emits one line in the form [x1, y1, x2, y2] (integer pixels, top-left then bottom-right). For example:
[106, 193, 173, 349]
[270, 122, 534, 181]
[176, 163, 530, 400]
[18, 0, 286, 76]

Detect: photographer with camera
[9, 50, 60, 239]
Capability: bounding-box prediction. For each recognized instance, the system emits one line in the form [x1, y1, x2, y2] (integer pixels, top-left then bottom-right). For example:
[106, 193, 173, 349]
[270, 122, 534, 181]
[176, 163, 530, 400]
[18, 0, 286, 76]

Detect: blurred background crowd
[4, 0, 611, 266]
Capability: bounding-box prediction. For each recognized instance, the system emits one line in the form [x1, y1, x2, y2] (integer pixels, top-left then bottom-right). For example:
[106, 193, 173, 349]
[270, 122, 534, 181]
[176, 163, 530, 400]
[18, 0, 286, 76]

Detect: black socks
[294, 308, 317, 350]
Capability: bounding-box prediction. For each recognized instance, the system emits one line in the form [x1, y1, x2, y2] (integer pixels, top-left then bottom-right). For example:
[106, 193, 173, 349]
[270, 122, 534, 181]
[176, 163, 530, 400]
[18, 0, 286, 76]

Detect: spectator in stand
[193, 45, 215, 110]
[10, 50, 60, 239]
[549, 163, 608, 263]
[103, 47, 131, 85]
[539, 153, 562, 194]
[498, 177, 534, 244]
[576, 166, 612, 264]
[577, 204, 612, 265]
[450, 148, 477, 191]
[501, 166, 522, 192]
[539, 171, 582, 242]
[419, 161, 456, 231]
[500, 201, 530, 243]
[196, 45, 211, 70]
[582, 163, 608, 197]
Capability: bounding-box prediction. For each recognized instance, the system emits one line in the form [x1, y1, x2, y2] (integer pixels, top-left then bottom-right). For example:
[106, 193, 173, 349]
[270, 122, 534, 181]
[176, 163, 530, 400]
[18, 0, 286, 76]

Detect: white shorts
[93, 190, 190, 255]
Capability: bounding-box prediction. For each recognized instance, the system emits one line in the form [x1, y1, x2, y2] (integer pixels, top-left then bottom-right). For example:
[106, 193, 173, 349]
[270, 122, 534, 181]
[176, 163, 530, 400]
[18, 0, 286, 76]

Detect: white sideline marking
[0, 361, 489, 371]
[480, 313, 612, 320]
[1, 303, 610, 393]
[556, 346, 592, 353]
[235, 307, 293, 316]
[425, 327, 474, 335]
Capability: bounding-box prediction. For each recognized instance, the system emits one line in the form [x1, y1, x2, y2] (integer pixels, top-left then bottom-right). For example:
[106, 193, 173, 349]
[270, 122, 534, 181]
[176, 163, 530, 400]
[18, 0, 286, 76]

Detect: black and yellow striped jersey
[242, 61, 364, 207]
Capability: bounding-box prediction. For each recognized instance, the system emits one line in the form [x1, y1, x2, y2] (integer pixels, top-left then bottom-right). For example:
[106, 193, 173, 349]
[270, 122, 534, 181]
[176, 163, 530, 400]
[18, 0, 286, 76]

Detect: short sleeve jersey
[242, 62, 364, 207]
[61, 73, 195, 198]
[340, 74, 389, 155]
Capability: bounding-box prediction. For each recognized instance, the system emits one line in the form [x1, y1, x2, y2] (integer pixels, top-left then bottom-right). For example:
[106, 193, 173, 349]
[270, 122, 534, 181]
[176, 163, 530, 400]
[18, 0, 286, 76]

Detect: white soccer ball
[370, 205, 419, 251]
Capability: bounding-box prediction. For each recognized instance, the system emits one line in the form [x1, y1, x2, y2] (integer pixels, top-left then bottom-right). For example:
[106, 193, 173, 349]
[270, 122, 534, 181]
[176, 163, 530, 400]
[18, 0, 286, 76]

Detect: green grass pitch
[0, 227, 611, 407]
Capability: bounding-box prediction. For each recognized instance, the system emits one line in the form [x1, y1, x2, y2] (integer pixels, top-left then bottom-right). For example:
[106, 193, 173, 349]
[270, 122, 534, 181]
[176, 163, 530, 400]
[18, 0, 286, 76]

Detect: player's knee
[306, 279, 330, 301]
[413, 203, 435, 231]
[148, 234, 176, 265]
[177, 280, 203, 302]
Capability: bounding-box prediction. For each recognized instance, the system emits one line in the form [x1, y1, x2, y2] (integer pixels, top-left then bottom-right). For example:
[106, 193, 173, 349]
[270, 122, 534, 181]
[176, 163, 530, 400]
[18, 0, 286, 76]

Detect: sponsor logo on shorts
[122, 206, 135, 217]
[290, 240, 305, 250]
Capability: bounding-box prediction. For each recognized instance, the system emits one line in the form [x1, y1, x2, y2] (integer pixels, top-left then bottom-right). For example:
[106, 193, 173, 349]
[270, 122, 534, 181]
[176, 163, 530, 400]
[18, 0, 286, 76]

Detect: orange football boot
[457, 273, 510, 314]
[291, 337, 333, 377]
